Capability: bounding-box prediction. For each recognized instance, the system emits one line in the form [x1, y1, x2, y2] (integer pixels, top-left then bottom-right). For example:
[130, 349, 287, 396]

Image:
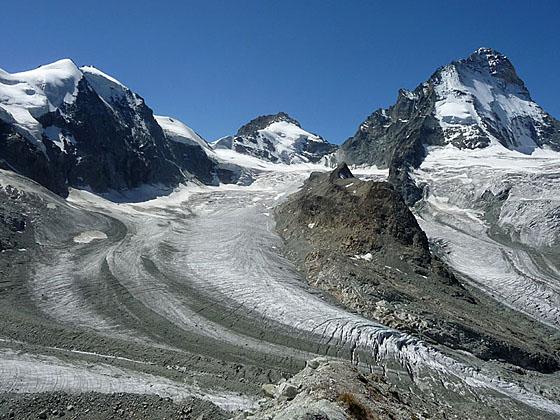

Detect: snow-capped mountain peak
[213, 112, 336, 164]
[10, 58, 83, 108]
[433, 47, 552, 153]
[0, 58, 231, 196]
[0, 58, 83, 143]
[80, 65, 126, 89]
[339, 47, 560, 204]
[466, 47, 526, 88]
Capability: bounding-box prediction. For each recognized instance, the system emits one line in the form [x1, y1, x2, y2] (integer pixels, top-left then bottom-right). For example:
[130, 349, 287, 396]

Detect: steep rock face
[155, 114, 250, 185]
[275, 164, 560, 373]
[0, 119, 68, 196]
[339, 48, 560, 203]
[286, 163, 434, 267]
[339, 87, 441, 169]
[0, 60, 219, 196]
[213, 112, 337, 164]
[38, 78, 184, 193]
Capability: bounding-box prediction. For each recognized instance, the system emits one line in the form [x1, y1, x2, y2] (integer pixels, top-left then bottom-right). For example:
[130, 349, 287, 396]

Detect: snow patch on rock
[154, 115, 211, 150]
[73, 230, 108, 244]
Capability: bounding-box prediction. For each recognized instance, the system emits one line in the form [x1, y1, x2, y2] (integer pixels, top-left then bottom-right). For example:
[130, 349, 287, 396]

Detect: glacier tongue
[63, 167, 560, 416]
[2, 162, 560, 417]
[413, 144, 560, 329]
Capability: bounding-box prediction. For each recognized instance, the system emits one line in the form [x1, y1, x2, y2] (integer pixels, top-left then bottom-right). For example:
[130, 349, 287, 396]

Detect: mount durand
[0, 59, 237, 197]
[212, 112, 337, 164]
[339, 47, 560, 203]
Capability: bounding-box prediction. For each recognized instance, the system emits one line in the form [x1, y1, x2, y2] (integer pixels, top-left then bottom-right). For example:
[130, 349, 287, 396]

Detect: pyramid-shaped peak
[458, 47, 524, 85]
[329, 163, 354, 182]
[236, 112, 301, 137]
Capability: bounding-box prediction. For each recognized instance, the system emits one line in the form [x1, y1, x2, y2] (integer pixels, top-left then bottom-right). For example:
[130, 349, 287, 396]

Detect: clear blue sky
[2, 1, 559, 143]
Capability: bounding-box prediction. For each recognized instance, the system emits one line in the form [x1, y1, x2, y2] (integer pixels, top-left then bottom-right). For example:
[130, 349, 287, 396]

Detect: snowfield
[154, 115, 212, 150]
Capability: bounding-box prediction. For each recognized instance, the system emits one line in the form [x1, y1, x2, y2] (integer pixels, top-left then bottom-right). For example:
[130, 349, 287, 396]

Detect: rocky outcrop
[246, 358, 418, 419]
[277, 163, 442, 271]
[275, 165, 560, 373]
[241, 357, 494, 419]
[0, 119, 68, 196]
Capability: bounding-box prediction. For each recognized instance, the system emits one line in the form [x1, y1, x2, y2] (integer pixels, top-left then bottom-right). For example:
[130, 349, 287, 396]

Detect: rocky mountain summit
[339, 47, 560, 203]
[275, 164, 560, 373]
[213, 112, 337, 164]
[0, 59, 236, 197]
